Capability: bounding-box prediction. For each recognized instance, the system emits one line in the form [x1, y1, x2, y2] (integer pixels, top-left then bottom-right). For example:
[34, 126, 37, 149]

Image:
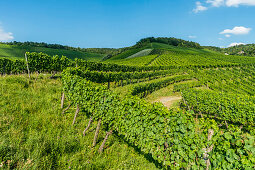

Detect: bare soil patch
[154, 96, 182, 108]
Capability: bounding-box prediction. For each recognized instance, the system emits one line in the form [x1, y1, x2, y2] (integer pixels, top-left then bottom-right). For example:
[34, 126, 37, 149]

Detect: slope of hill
[204, 44, 255, 57]
[127, 49, 153, 59]
[105, 42, 255, 66]
[0, 43, 104, 61]
[222, 44, 255, 57]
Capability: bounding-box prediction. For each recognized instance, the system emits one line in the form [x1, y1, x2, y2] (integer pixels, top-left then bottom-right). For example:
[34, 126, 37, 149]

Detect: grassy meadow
[0, 74, 158, 169]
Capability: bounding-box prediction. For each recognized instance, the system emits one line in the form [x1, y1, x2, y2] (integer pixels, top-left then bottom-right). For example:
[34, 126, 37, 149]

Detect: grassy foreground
[0, 75, 157, 169]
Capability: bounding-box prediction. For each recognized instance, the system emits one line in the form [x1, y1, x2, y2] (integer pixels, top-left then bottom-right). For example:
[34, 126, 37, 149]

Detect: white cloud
[193, 2, 208, 13]
[206, 0, 225, 7]
[225, 34, 231, 37]
[226, 0, 255, 7]
[202, 0, 255, 10]
[220, 26, 251, 35]
[188, 35, 197, 38]
[0, 26, 14, 41]
[228, 42, 245, 47]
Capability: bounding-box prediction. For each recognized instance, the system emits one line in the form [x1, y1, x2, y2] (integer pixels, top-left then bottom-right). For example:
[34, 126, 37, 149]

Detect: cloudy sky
[0, 0, 254, 48]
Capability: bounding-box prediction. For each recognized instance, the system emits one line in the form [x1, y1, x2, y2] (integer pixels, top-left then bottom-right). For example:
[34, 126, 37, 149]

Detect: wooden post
[203, 129, 214, 170]
[83, 117, 93, 136]
[98, 130, 113, 153]
[62, 103, 72, 114]
[181, 92, 190, 111]
[61, 92, 65, 109]
[35, 71, 39, 81]
[108, 81, 110, 89]
[72, 104, 79, 125]
[199, 111, 203, 118]
[93, 119, 102, 147]
[225, 120, 228, 129]
[25, 53, 31, 79]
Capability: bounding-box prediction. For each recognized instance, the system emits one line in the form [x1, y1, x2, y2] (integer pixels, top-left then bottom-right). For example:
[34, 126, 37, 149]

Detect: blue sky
[0, 0, 254, 48]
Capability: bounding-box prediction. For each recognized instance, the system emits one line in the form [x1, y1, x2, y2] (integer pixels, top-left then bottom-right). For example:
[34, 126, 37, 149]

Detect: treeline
[223, 44, 255, 57]
[0, 41, 120, 55]
[203, 46, 222, 52]
[135, 37, 201, 49]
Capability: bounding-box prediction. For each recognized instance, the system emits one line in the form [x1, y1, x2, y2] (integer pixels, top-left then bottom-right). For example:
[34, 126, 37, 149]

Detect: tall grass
[0, 75, 157, 169]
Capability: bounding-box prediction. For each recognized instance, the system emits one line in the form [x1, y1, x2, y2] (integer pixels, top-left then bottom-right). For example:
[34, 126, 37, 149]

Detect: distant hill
[0, 41, 118, 61]
[105, 42, 255, 66]
[222, 44, 255, 57]
[204, 44, 255, 57]
[2, 38, 255, 63]
[104, 37, 202, 61]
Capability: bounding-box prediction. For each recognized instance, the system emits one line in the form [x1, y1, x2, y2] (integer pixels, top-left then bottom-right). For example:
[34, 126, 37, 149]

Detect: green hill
[0, 43, 104, 61]
[104, 42, 255, 66]
[205, 44, 255, 57]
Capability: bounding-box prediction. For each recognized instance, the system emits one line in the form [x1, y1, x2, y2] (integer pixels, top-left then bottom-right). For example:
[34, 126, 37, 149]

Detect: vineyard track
[154, 95, 182, 108]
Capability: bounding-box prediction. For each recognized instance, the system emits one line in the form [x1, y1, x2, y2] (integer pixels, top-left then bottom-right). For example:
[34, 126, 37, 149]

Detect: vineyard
[1, 45, 255, 169]
[105, 44, 255, 67]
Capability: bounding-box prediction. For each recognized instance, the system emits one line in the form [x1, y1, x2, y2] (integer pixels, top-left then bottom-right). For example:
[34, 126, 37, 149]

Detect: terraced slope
[106, 43, 255, 66]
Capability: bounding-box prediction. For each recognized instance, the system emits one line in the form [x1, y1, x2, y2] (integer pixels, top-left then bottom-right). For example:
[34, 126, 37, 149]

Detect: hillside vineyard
[1, 46, 255, 169]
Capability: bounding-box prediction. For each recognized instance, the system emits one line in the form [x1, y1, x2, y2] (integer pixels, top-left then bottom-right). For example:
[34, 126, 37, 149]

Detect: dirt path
[154, 96, 182, 108]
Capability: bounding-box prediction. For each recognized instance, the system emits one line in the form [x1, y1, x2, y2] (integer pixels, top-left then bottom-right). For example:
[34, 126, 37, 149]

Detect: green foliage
[130, 74, 192, 97]
[26, 52, 74, 73]
[0, 52, 178, 74]
[106, 55, 158, 66]
[173, 81, 203, 92]
[135, 37, 201, 49]
[205, 44, 255, 57]
[0, 58, 26, 74]
[191, 66, 255, 95]
[182, 89, 255, 126]
[150, 50, 255, 66]
[66, 67, 183, 85]
[61, 68, 255, 169]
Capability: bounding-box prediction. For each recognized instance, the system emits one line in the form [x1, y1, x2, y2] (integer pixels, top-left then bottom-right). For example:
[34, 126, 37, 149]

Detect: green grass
[106, 48, 145, 61]
[106, 55, 158, 66]
[127, 49, 153, 59]
[0, 44, 104, 61]
[145, 79, 196, 103]
[0, 75, 158, 169]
